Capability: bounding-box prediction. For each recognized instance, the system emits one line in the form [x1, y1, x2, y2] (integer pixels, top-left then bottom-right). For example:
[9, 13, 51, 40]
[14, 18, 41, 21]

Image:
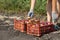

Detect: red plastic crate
[26, 20, 42, 36]
[14, 19, 26, 32]
[26, 20, 55, 36]
[40, 22, 55, 33]
[14, 19, 55, 36]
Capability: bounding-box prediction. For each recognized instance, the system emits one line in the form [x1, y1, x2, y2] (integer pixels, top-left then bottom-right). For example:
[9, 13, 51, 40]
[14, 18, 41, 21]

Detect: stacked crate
[14, 19, 26, 32]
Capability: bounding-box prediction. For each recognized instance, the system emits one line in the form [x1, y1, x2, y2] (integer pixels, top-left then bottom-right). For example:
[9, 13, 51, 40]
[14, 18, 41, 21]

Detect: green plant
[0, 0, 47, 15]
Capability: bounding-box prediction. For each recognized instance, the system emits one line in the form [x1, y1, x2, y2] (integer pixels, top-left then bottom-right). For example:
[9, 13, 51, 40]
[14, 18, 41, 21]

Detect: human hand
[28, 10, 34, 18]
[52, 12, 58, 23]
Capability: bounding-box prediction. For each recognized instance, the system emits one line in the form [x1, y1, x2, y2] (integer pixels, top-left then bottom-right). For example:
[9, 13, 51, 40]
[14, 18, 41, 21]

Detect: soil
[0, 15, 60, 40]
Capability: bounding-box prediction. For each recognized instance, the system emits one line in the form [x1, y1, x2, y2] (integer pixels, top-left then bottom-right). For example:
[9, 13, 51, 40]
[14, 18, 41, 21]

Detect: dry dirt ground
[0, 15, 60, 40]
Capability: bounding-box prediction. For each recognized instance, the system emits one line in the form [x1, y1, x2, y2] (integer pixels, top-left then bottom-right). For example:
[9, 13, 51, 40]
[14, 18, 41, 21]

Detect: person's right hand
[28, 10, 34, 18]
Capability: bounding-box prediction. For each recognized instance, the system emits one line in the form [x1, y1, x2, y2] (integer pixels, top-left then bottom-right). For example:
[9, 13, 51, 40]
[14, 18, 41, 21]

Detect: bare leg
[57, 0, 60, 18]
[47, 0, 52, 22]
